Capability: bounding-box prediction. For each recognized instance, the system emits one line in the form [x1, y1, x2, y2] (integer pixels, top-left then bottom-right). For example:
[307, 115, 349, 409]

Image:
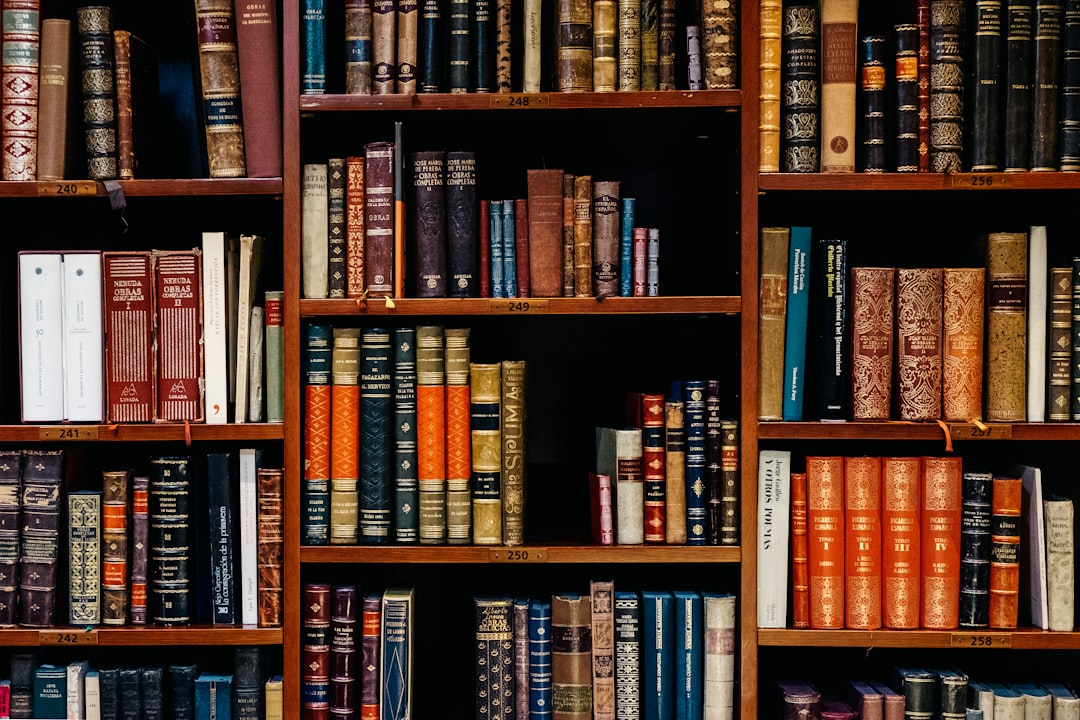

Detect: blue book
[782, 226, 812, 421]
[381, 587, 414, 720]
[682, 380, 707, 545]
[194, 673, 232, 720]
[613, 590, 641, 719]
[303, 323, 333, 545]
[502, 199, 518, 297]
[529, 600, 553, 719]
[33, 664, 66, 720]
[620, 198, 637, 297]
[490, 200, 505, 298]
[393, 326, 420, 542]
[360, 328, 393, 544]
[673, 590, 703, 720]
[301, 0, 327, 94]
[642, 590, 674, 720]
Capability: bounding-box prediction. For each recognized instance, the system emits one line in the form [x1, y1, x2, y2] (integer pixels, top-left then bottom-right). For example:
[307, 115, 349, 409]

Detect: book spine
[959, 471, 993, 628]
[418, 0, 443, 92]
[233, 647, 266, 720]
[411, 150, 448, 297]
[820, 0, 858, 172]
[490, 199, 505, 297]
[364, 140, 396, 297]
[917, 0, 932, 171]
[756, 449, 791, 628]
[257, 467, 284, 626]
[67, 490, 102, 626]
[664, 396, 687, 545]
[1062, 0, 1080, 169]
[589, 471, 614, 544]
[448, 0, 469, 92]
[76, 5, 118, 179]
[148, 456, 192, 626]
[444, 327, 472, 544]
[235, 0, 282, 176]
[1005, 1, 1034, 170]
[896, 268, 944, 421]
[619, 197, 636, 297]
[881, 456, 922, 629]
[18, 253, 63, 422]
[572, 175, 593, 297]
[393, 326, 420, 543]
[304, 323, 333, 545]
[942, 267, 986, 421]
[347, 0, 374, 93]
[758, 0, 781, 170]
[859, 34, 887, 172]
[1031, 0, 1063, 169]
[475, 597, 516, 717]
[0, 450, 21, 628]
[514, 197, 531, 297]
[194, 0, 247, 177]
[61, 251, 104, 422]
[345, 155, 367, 297]
[417, 325, 447, 544]
[113, 29, 134, 180]
[790, 470, 809, 628]
[495, 0, 512, 91]
[645, 228, 659, 296]
[780, 2, 820, 172]
[446, 150, 479, 297]
[360, 592, 381, 719]
[894, 23, 921, 171]
[501, 359, 526, 545]
[302, 162, 329, 298]
[704, 383, 724, 546]
[471, 362, 502, 544]
[0, 0, 38, 181]
[502, 198, 518, 297]
[302, 582, 331, 717]
[844, 456, 882, 629]
[591, 581, 616, 719]
[703, 593, 735, 720]
[757, 227, 789, 420]
[397, 0, 418, 93]
[617, 0, 641, 90]
[1043, 497, 1075, 630]
[529, 600, 553, 716]
[130, 474, 149, 624]
[327, 157, 348, 298]
[101, 470, 129, 625]
[474, 0, 494, 91]
[641, 590, 672, 720]
[552, 593, 593, 718]
[264, 290, 285, 422]
[921, 456, 962, 629]
[633, 227, 647, 296]
[207, 454, 237, 625]
[360, 328, 393, 543]
[594, 0, 617, 91]
[557, 0, 593, 91]
[591, 180, 621, 298]
[807, 455, 845, 628]
[673, 590, 703, 720]
[1051, 267, 1073, 420]
[986, 232, 1028, 422]
[1028, 227, 1049, 420]
[970, 1, 1004, 170]
[19, 450, 62, 628]
[990, 475, 1022, 628]
[816, 237, 849, 420]
[928, 0, 966, 171]
[514, 598, 530, 719]
[330, 327, 361, 546]
[301, 0, 326, 93]
[701, 0, 735, 88]
[154, 250, 204, 422]
[642, 393, 666, 544]
[782, 228, 812, 420]
[380, 588, 413, 719]
[525, 168, 565, 298]
[330, 585, 358, 719]
[850, 267, 895, 420]
[36, 17, 69, 181]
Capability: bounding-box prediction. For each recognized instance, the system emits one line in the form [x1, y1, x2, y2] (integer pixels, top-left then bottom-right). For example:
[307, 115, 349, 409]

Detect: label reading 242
[40, 630, 99, 646]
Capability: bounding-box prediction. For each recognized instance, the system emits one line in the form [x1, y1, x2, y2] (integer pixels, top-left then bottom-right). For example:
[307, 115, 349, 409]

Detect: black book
[959, 471, 992, 628]
[809, 237, 849, 421]
[1060, 0, 1080, 169]
[206, 451, 239, 625]
[780, 0, 820, 172]
[446, 150, 479, 297]
[328, 157, 348, 298]
[894, 23, 921, 171]
[449, 0, 471, 91]
[19, 449, 63, 629]
[8, 651, 37, 720]
[167, 664, 198, 720]
[119, 667, 142, 720]
[929, 0, 965, 172]
[1030, 0, 1063, 169]
[967, 0, 1003, 171]
[0, 449, 23, 628]
[613, 591, 640, 717]
[149, 456, 193, 626]
[419, 0, 447, 91]
[704, 380, 724, 545]
[472, 0, 494, 91]
[411, 150, 448, 297]
[858, 34, 887, 172]
[98, 666, 122, 720]
[141, 666, 165, 720]
[393, 326, 420, 542]
[1004, 0, 1035, 170]
[75, 5, 119, 179]
[233, 646, 267, 720]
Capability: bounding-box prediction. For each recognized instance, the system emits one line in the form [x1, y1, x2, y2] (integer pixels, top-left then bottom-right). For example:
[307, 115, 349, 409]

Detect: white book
[66, 659, 89, 719]
[19, 252, 65, 422]
[1045, 684, 1080, 720]
[234, 234, 265, 424]
[201, 231, 231, 424]
[596, 426, 645, 546]
[83, 670, 101, 720]
[703, 592, 736, 720]
[968, 679, 995, 720]
[1027, 225, 1047, 422]
[1014, 684, 1052, 720]
[61, 252, 104, 422]
[1043, 494, 1075, 631]
[1012, 463, 1048, 629]
[248, 305, 265, 422]
[757, 449, 791, 628]
[523, 0, 542, 92]
[225, 233, 241, 417]
[302, 161, 329, 299]
[239, 446, 260, 625]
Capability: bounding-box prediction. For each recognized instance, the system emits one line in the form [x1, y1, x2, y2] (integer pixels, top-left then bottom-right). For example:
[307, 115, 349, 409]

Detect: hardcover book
[0, 450, 21, 628]
[673, 590, 703, 720]
[1004, 1, 1034, 170]
[18, 252, 64, 422]
[100, 469, 128, 625]
[381, 587, 414, 720]
[758, 227, 789, 420]
[1043, 494, 1075, 631]
[942, 267, 985, 421]
[527, 168, 565, 297]
[67, 490, 102, 626]
[302, 582, 331, 716]
[359, 328, 394, 543]
[1050, 266, 1072, 420]
[893, 23, 920, 171]
[593, 0, 616, 90]
[233, 646, 267, 720]
[328, 157, 347, 298]
[928, 0, 965, 172]
[959, 471, 992, 629]
[812, 237, 849, 420]
[238, 448, 260, 625]
[330, 584, 357, 719]
[985, 231, 1028, 422]
[235, 0, 283, 177]
[881, 456, 922, 629]
[446, 150, 479, 297]
[552, 592, 592, 719]
[783, 227, 812, 420]
[921, 456, 962, 629]
[361, 592, 381, 719]
[1030, 1, 1062, 170]
[790, 470, 809, 628]
[448, 0, 469, 91]
[302, 162, 329, 299]
[154, 249, 204, 422]
[304, 323, 333, 545]
[664, 393, 687, 544]
[346, 155, 366, 297]
[32, 664, 65, 720]
[411, 150, 448, 297]
[589, 472, 614, 545]
[591, 580, 616, 720]
[683, 380, 708, 545]
[393, 326, 420, 543]
[758, 0, 782, 171]
[703, 592, 735, 720]
[844, 456, 881, 629]
[820, 0, 858, 172]
[19, 449, 62, 629]
[1, 0, 39, 180]
[780, 2, 820, 172]
[557, 0, 593, 91]
[130, 473, 149, 624]
[896, 268, 943, 421]
[330, 326, 361, 546]
[806, 455, 845, 628]
[859, 35, 887, 172]
[36, 17, 72, 181]
[642, 590, 673, 720]
[592, 180, 621, 298]
[777, 681, 822, 720]
[417, 325, 447, 544]
[194, 674, 233, 720]
[613, 591, 639, 719]
[76, 5, 118, 179]
[1014, 463, 1048, 628]
[969, 0, 1003, 171]
[850, 266, 894, 421]
[103, 251, 155, 422]
[257, 467, 284, 627]
[642, 392, 666, 544]
[989, 474, 1021, 627]
[364, 140, 397, 297]
[206, 452, 238, 625]
[471, 361, 502, 544]
[514, 597, 530, 720]
[417, 0, 443, 92]
[148, 455, 193, 626]
[301, 0, 326, 93]
[235, 233, 265, 423]
[756, 449, 791, 628]
[193, 0, 246, 177]
[515, 198, 530, 298]
[572, 175, 593, 297]
[1062, 0, 1080, 169]
[501, 359, 526, 545]
[475, 597, 516, 718]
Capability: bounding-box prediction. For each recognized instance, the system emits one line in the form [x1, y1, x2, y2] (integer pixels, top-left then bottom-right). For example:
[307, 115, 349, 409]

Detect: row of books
[301, 0, 737, 95]
[592, 383, 739, 547]
[0, 448, 283, 630]
[0, 648, 279, 720]
[0, 2, 281, 181]
[18, 238, 284, 425]
[302, 150, 664, 301]
[758, 225, 1075, 424]
[302, 323, 527, 546]
[756, 451, 1075, 632]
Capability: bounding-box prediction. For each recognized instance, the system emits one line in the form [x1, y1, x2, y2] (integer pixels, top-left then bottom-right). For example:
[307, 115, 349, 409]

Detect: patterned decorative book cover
[790, 470, 809, 628]
[552, 592, 592, 719]
[557, 0, 593, 91]
[590, 581, 615, 719]
[985, 232, 1028, 422]
[896, 268, 943, 421]
[850, 267, 894, 421]
[67, 490, 102, 626]
[19, 449, 62, 629]
[304, 323, 333, 545]
[36, 17, 70, 181]
[780, 1, 820, 173]
[1043, 495, 1075, 630]
[572, 182, 593, 296]
[702, 0, 736, 88]
[704, 383, 723, 546]
[683, 381, 708, 545]
[360, 592, 381, 719]
[641, 393, 666, 544]
[327, 157, 348, 298]
[301, 0, 326, 93]
[703, 592, 735, 720]
[76, 5, 118, 179]
[330, 585, 358, 718]
[103, 250, 155, 423]
[417, 325, 447, 544]
[393, 326, 420, 543]
[612, 591, 640, 720]
[360, 328, 393, 543]
[411, 150, 447, 297]
[819, 0, 858, 172]
[664, 394, 687, 545]
[330, 327, 361, 546]
[193, 0, 246, 177]
[381, 587, 414, 720]
[989, 474, 1021, 628]
[529, 599, 553, 716]
[470, 362, 502, 544]
[921, 456, 962, 629]
[1031, 1, 1063, 169]
[446, 151, 478, 297]
[0, 450, 22, 628]
[1, 0, 39, 181]
[346, 0, 374, 93]
[916, 0, 931, 171]
[514, 598, 530, 720]
[844, 456, 881, 629]
[100, 470, 129, 625]
[444, 328, 471, 544]
[154, 250, 204, 422]
[591, 180, 620, 298]
[397, 0, 418, 93]
[130, 474, 149, 625]
[929, 0, 964, 172]
[758, 227, 789, 420]
[969, 1, 1003, 171]
[759, 0, 782, 171]
[1049, 267, 1072, 420]
[806, 455, 845, 629]
[942, 267, 985, 421]
[617, 0, 641, 90]
[257, 467, 284, 626]
[302, 582, 331, 716]
[501, 360, 526, 545]
[148, 456, 192, 626]
[859, 35, 886, 172]
[495, 0, 512, 91]
[346, 155, 367, 297]
[893, 23, 920, 171]
[475, 597, 516, 718]
[959, 471, 992, 628]
[881, 457, 922, 629]
[365, 141, 396, 296]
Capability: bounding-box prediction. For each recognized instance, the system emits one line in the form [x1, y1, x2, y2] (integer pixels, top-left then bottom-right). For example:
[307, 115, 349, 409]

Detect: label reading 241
[39, 426, 100, 441]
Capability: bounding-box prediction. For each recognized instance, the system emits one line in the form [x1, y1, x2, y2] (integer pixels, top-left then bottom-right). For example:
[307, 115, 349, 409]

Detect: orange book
[920, 455, 962, 629]
[330, 328, 361, 545]
[346, 155, 366, 298]
[881, 457, 921, 629]
[790, 470, 809, 628]
[806, 455, 845, 629]
[642, 392, 666, 544]
[417, 325, 447, 544]
[844, 456, 882, 629]
[989, 474, 1022, 629]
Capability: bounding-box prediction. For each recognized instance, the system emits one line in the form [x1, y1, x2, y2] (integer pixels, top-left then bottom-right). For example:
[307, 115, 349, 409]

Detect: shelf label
[950, 633, 1012, 649]
[948, 423, 1011, 440]
[37, 181, 98, 196]
[949, 174, 1009, 189]
[489, 94, 548, 109]
[493, 299, 549, 314]
[38, 426, 100, 441]
[40, 630, 99, 646]
[488, 548, 547, 562]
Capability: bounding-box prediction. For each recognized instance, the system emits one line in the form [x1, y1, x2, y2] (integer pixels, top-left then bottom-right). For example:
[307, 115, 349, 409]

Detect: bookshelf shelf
[300, 544, 740, 564]
[758, 172, 1080, 192]
[0, 424, 285, 443]
[299, 295, 741, 317]
[300, 89, 742, 113]
[758, 628, 1080, 650]
[0, 626, 283, 647]
[0, 178, 283, 198]
[756, 422, 1080, 442]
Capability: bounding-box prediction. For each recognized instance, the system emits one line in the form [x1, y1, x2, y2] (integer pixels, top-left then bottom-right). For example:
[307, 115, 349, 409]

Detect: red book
[989, 474, 1022, 629]
[790, 470, 809, 628]
[881, 456, 921, 629]
[103, 251, 155, 423]
[363, 140, 395, 298]
[896, 268, 943, 421]
[806, 455, 845, 629]
[154, 250, 204, 421]
[633, 227, 647, 296]
[360, 593, 381, 720]
[479, 199, 491, 298]
[302, 582, 332, 719]
[916, 0, 931, 172]
[514, 197, 530, 297]
[641, 392, 666, 544]
[589, 471, 614, 545]
[1, 0, 39, 180]
[234, 0, 283, 178]
[921, 455, 962, 629]
[844, 456, 882, 629]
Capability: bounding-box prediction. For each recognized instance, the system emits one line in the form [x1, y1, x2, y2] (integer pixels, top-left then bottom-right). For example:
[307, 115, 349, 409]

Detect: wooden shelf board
[0, 178, 283, 198]
[758, 628, 1080, 649]
[757, 421, 1080, 442]
[301, 90, 742, 113]
[0, 424, 284, 442]
[300, 296, 740, 317]
[758, 172, 1080, 192]
[301, 544, 740, 564]
[0, 626, 283, 647]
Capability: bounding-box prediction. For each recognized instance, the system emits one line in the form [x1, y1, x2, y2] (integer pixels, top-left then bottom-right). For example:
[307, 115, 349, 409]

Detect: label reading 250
[488, 548, 547, 562]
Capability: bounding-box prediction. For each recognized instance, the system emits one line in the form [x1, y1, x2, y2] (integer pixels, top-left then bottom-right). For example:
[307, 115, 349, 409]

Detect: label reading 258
[950, 633, 1011, 648]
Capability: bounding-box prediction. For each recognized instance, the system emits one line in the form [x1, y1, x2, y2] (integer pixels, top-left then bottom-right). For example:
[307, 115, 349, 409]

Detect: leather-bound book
[446, 150, 479, 297]
[844, 456, 881, 629]
[777, 681, 821, 720]
[167, 664, 197, 720]
[101, 469, 129, 625]
[820, 0, 858, 173]
[921, 455, 962, 629]
[360, 592, 381, 718]
[330, 327, 360, 546]
[346, 0, 374, 93]
[397, 0, 418, 93]
[1031, 0, 1063, 169]
[148, 456, 192, 626]
[642, 393, 666, 544]
[702, 0, 736, 88]
[513, 597, 530, 720]
[514, 198, 531, 297]
[989, 474, 1021, 628]
[590, 581, 615, 718]
[896, 268, 943, 421]
[346, 155, 366, 297]
[37, 18, 73, 181]
[300, 0, 325, 94]
[471, 362, 502, 544]
[942, 267, 984, 422]
[473, 0, 494, 91]
[418, 0, 443, 92]
[130, 473, 149, 624]
[640, 0, 659, 90]
[417, 325, 447, 544]
[969, 1, 1003, 171]
[572, 175, 593, 297]
[235, 0, 282, 176]
[496, 0, 513, 91]
[593, 0, 616, 91]
[1, 0, 39, 180]
[663, 393, 687, 545]
[372, 0, 396, 93]
[592, 180, 620, 298]
[67, 490, 102, 626]
[501, 360, 526, 545]
[859, 35, 886, 172]
[657, 0, 675, 89]
[475, 597, 516, 717]
[562, 173, 576, 295]
[0, 450, 21, 628]
[393, 326, 420, 543]
[985, 232, 1028, 422]
[916, 0, 932, 171]
[557, 0, 593, 91]
[304, 323, 333, 545]
[850, 267, 894, 421]
[526, 168, 565, 297]
[780, 0, 820, 173]
[959, 471, 992, 628]
[19, 449, 62, 629]
[806, 455, 845, 628]
[448, 0, 469, 92]
[552, 593, 592, 719]
[590, 472, 614, 544]
[813, 237, 849, 420]
[302, 582, 331, 717]
[330, 585, 358, 719]
[479, 199, 490, 296]
[759, 0, 781, 171]
[848, 681, 883, 720]
[790, 470, 809, 628]
[234, 647, 267, 720]
[76, 5, 118, 179]
[119, 667, 142, 718]
[113, 29, 135, 179]
[154, 250, 204, 422]
[928, 0, 964, 172]
[141, 666, 164, 720]
[757, 227, 789, 421]
[1043, 495, 1075, 630]
[682, 381, 707, 545]
[1061, 0, 1080, 169]
[881, 456, 921, 628]
[328, 157, 347, 298]
[1050, 266, 1072, 420]
[411, 150, 447, 297]
[193, 0, 246, 177]
[257, 467, 284, 626]
[618, 0, 641, 91]
[894, 24, 920, 171]
[1004, 0, 1034, 170]
[360, 329, 393, 544]
[364, 140, 396, 297]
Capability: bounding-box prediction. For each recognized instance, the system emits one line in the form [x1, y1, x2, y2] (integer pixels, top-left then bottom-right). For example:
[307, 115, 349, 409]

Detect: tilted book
[194, 0, 247, 177]
[471, 362, 503, 544]
[235, 0, 283, 177]
[67, 490, 102, 626]
[756, 449, 791, 628]
[445, 328, 472, 545]
[757, 227, 789, 420]
[896, 268, 943, 421]
[1043, 494, 1075, 631]
[304, 323, 333, 545]
[475, 597, 516, 718]
[20, 449, 62, 628]
[881, 456, 922, 629]
[806, 455, 845, 628]
[76, 5, 118, 179]
[959, 471, 992, 629]
[501, 359, 527, 545]
[985, 232, 1028, 422]
[301, 582, 331, 716]
[330, 327, 361, 545]
[381, 587, 414, 720]
[613, 591, 639, 719]
[235, 233, 265, 423]
[393, 326, 420, 543]
[552, 592, 592, 719]
[417, 325, 447, 544]
[844, 456, 881, 629]
[590, 580, 616, 720]
[154, 250, 204, 422]
[411, 150, 448, 297]
[148, 456, 193, 626]
[850, 267, 894, 421]
[820, 0, 858, 172]
[921, 456, 962, 629]
[942, 268, 985, 422]
[1013, 463, 1047, 628]
[1, 0, 39, 180]
[66, 659, 88, 720]
[780, 2, 820, 172]
[256, 467, 284, 627]
[100, 469, 129, 625]
[446, 150, 479, 297]
[360, 328, 394, 543]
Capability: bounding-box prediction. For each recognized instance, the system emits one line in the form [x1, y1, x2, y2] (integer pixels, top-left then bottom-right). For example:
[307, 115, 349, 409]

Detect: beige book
[1043, 495, 1075, 631]
[573, 175, 594, 297]
[757, 227, 789, 421]
[985, 232, 1028, 422]
[819, 0, 859, 172]
[618, 0, 641, 90]
[664, 400, 687, 544]
[593, 0, 617, 91]
[37, 18, 72, 181]
[523, 0, 542, 91]
[471, 362, 503, 544]
[590, 580, 616, 720]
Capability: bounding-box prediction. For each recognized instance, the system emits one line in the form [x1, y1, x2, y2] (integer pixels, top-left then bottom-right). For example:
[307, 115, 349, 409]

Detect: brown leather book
[1, 0, 39, 180]
[657, 0, 676, 89]
[758, 0, 781, 171]
[113, 30, 135, 180]
[552, 593, 593, 718]
[346, 155, 366, 297]
[921, 455, 962, 629]
[562, 172, 576, 296]
[470, 361, 502, 544]
[514, 198, 531, 298]
[526, 168, 564, 297]
[256, 467, 284, 627]
[664, 398, 686, 545]
[345, 0, 373, 93]
[790, 470, 809, 628]
[850, 267, 895, 421]
[985, 231, 1028, 422]
[573, 175, 593, 297]
[844, 456, 882, 629]
[328, 158, 347, 298]
[757, 227, 789, 421]
[557, 0, 593, 91]
[896, 268, 943, 421]
[153, 250, 205, 422]
[942, 268, 985, 421]
[916, 0, 931, 172]
[593, 0, 617, 91]
[702, 0, 737, 88]
[194, 0, 247, 177]
[592, 180, 621, 299]
[806, 455, 844, 629]
[37, 18, 71, 181]
[364, 140, 396, 297]
[989, 474, 1021, 629]
[101, 469, 130, 626]
[235, 0, 283, 177]
[881, 456, 921, 629]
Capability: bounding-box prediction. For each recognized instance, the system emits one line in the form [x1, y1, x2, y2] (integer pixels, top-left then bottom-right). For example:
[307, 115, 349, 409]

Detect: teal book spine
[620, 198, 636, 297]
[381, 588, 414, 720]
[673, 590, 703, 720]
[529, 600, 552, 718]
[502, 199, 518, 297]
[490, 200, 505, 298]
[682, 380, 707, 545]
[360, 328, 393, 544]
[304, 323, 333, 545]
[393, 326, 420, 542]
[194, 673, 233, 720]
[301, 0, 327, 93]
[33, 664, 66, 720]
[642, 590, 674, 720]
[782, 226, 812, 421]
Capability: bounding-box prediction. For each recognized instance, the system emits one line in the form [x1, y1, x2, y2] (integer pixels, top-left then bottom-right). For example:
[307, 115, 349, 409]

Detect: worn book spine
[194, 0, 246, 177]
[372, 0, 396, 93]
[1005, 0, 1034, 170]
[514, 197, 531, 297]
[327, 158, 347, 298]
[702, 0, 736, 88]
[36, 17, 70, 181]
[411, 150, 448, 297]
[683, 381, 707, 546]
[552, 593, 592, 719]
[929, 0, 964, 172]
[664, 396, 687, 545]
[304, 323, 333, 545]
[844, 456, 881, 629]
[859, 34, 887, 172]
[1051, 266, 1073, 420]
[364, 140, 396, 297]
[234, 647, 266, 720]
[76, 5, 118, 179]
[759, 0, 781, 170]
[820, 0, 858, 172]
[446, 150, 479, 297]
[616, 428, 644, 546]
[475, 597, 516, 717]
[302, 582, 331, 717]
[657, 0, 675, 88]
[703, 593, 735, 720]
[807, 455, 845, 628]
[346, 155, 367, 297]
[257, 467, 284, 626]
[986, 232, 1028, 422]
[1031, 0, 1063, 169]
[921, 456, 962, 629]
[1043, 495, 1075, 630]
[444, 327, 472, 544]
[942, 267, 985, 421]
[301, 0, 326, 93]
[148, 456, 192, 626]
[557, 0, 593, 91]
[397, 0, 418, 93]
[501, 360, 526, 545]
[781, 1, 820, 172]
[617, 0, 641, 90]
[330, 327, 361, 546]
[113, 29, 135, 179]
[1062, 0, 1080, 169]
[1, 0, 39, 180]
[346, 0, 374, 93]
[590, 581, 615, 719]
[67, 490, 102, 626]
[130, 474, 149, 625]
[790, 470, 809, 628]
[758, 227, 789, 420]
[101, 470, 129, 625]
[894, 23, 920, 171]
[593, 0, 616, 91]
[514, 597, 530, 720]
[850, 267, 895, 421]
[235, 0, 282, 176]
[959, 471, 993, 628]
[495, 0, 512, 91]
[896, 268, 943, 421]
[154, 250, 205, 421]
[470, 362, 502, 544]
[417, 325, 447, 544]
[642, 392, 666, 544]
[591, 180, 621, 298]
[302, 162, 329, 299]
[360, 592, 381, 718]
[418, 0, 443, 92]
[0, 450, 21, 629]
[572, 175, 593, 297]
[393, 326, 420, 543]
[970, 1, 1003, 170]
[527, 168, 565, 297]
[882, 456, 921, 628]
[448, 0, 469, 91]
[590, 471, 614, 544]
[989, 474, 1022, 628]
[560, 173, 575, 295]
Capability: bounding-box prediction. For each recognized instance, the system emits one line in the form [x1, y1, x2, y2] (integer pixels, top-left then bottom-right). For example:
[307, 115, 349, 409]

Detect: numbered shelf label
[38, 426, 100, 441]
[492, 299, 549, 314]
[488, 548, 547, 562]
[949, 174, 1010, 190]
[489, 94, 548, 110]
[950, 633, 1012, 649]
[948, 423, 1012, 440]
[37, 181, 97, 196]
[40, 630, 99, 646]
